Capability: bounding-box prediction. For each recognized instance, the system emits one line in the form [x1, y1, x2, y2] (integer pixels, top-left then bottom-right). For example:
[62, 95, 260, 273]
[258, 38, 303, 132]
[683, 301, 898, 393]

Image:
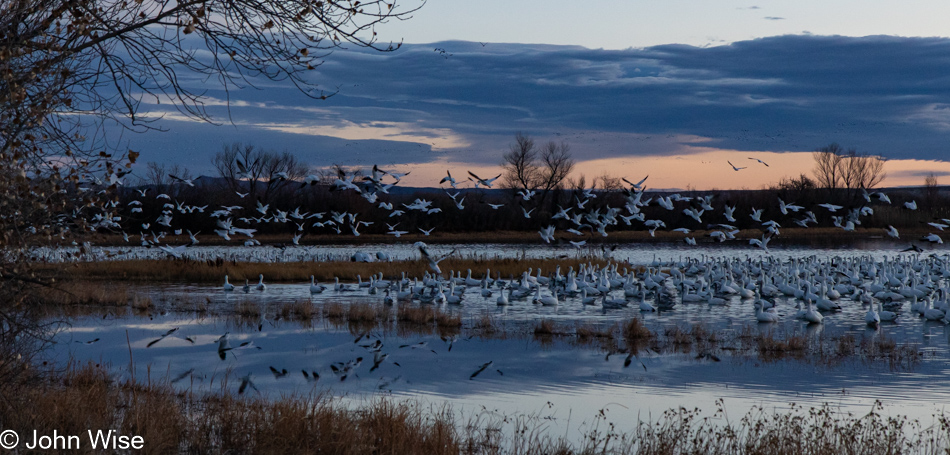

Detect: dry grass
[235, 301, 261, 318]
[4, 364, 464, 455]
[346, 303, 384, 323]
[435, 311, 462, 329]
[473, 313, 497, 334]
[753, 331, 810, 363]
[622, 317, 654, 342]
[690, 323, 717, 344]
[533, 319, 558, 337]
[323, 301, 347, 320]
[6, 364, 950, 454]
[860, 335, 923, 370]
[30, 281, 136, 307]
[272, 300, 317, 322]
[836, 333, 857, 357]
[575, 322, 615, 340]
[397, 305, 437, 326]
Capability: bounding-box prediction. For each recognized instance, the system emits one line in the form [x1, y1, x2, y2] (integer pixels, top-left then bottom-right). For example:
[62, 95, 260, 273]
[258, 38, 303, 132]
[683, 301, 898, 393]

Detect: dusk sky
[131, 1, 950, 190]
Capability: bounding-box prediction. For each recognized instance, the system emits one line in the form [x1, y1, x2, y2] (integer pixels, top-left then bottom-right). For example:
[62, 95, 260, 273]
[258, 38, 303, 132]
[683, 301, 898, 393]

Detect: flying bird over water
[467, 171, 501, 188]
[238, 373, 258, 394]
[748, 157, 769, 167]
[146, 327, 183, 348]
[470, 361, 493, 380]
[414, 242, 457, 274]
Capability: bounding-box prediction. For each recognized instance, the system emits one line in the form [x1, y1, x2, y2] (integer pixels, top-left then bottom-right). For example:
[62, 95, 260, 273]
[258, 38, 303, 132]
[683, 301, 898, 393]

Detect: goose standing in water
[223, 275, 235, 292]
[866, 303, 881, 328]
[256, 274, 266, 291]
[581, 288, 597, 306]
[496, 286, 511, 306]
[310, 276, 326, 294]
[803, 298, 823, 324]
[878, 300, 898, 323]
[480, 280, 493, 297]
[434, 284, 447, 305]
[754, 302, 779, 323]
[243, 279, 251, 294]
[334, 277, 353, 292]
[533, 287, 558, 306]
[638, 289, 657, 312]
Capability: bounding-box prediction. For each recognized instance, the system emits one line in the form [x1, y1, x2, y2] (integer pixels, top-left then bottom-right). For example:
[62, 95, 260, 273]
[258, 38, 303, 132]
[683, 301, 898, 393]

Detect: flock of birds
[72, 159, 950, 395]
[221, 250, 950, 328]
[168, 248, 950, 394]
[83, 159, 948, 260]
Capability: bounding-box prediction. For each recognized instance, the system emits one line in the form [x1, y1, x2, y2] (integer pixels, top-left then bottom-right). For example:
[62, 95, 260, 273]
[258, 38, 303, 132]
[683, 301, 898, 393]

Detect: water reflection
[54, 300, 950, 439]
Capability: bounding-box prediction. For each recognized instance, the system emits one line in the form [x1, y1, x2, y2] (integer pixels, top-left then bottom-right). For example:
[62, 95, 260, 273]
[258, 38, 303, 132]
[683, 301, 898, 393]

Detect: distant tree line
[116, 137, 948, 243]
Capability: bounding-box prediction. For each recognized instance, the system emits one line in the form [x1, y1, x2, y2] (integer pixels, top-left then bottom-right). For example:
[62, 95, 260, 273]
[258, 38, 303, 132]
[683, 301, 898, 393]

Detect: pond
[49, 247, 950, 443]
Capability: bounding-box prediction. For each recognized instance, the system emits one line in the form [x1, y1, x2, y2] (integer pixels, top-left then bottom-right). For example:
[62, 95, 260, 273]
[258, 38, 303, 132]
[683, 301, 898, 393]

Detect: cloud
[763, 16, 784, 20]
[127, 35, 950, 175]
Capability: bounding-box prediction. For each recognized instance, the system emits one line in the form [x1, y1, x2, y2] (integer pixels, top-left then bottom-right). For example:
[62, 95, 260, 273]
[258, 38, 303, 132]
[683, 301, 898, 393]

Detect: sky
[124, 1, 950, 190]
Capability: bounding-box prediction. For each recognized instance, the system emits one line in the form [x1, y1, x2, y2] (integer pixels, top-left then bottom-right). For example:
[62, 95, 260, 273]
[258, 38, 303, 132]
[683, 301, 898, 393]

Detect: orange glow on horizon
[377, 151, 950, 191]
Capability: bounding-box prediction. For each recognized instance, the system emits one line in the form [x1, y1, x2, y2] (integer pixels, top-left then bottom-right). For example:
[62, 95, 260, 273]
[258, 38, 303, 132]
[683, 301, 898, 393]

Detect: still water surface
[53, 265, 950, 440]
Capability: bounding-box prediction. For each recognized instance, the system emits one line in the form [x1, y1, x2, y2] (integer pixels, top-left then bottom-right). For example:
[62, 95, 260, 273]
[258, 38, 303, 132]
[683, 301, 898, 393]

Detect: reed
[622, 317, 654, 342]
[532, 319, 557, 336]
[6, 364, 950, 454]
[322, 301, 347, 320]
[664, 326, 693, 347]
[30, 281, 136, 307]
[346, 302, 384, 323]
[235, 301, 261, 318]
[435, 311, 462, 329]
[575, 322, 615, 340]
[473, 313, 497, 334]
[397, 305, 437, 326]
[755, 332, 809, 360]
[836, 333, 857, 357]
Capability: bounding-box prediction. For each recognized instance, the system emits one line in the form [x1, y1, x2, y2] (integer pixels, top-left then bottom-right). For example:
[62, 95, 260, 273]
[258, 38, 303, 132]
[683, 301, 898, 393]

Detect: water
[42, 244, 950, 443]
[51, 290, 950, 442]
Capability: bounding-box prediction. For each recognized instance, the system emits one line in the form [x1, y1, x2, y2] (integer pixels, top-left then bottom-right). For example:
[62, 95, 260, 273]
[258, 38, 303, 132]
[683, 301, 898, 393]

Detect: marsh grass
[235, 301, 261, 318]
[32, 281, 136, 307]
[665, 326, 693, 347]
[346, 302, 384, 324]
[532, 319, 557, 337]
[532, 319, 578, 341]
[473, 313, 497, 334]
[397, 305, 437, 325]
[435, 311, 462, 329]
[575, 322, 616, 340]
[756, 332, 809, 355]
[622, 317, 654, 342]
[7, 364, 950, 454]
